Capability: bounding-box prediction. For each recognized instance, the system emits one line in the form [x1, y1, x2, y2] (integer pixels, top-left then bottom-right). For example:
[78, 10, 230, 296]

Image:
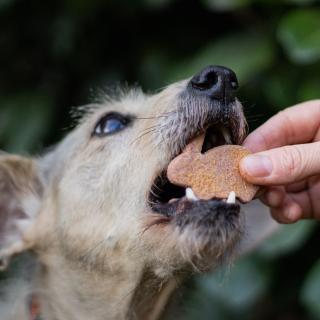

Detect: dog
[0, 66, 278, 320]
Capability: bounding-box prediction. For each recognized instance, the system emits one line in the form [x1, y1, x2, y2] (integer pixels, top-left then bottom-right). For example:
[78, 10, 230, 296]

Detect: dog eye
[93, 113, 131, 137]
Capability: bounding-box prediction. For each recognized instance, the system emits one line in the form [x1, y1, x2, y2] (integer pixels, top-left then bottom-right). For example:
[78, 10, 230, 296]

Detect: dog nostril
[188, 65, 239, 103]
[191, 70, 218, 91]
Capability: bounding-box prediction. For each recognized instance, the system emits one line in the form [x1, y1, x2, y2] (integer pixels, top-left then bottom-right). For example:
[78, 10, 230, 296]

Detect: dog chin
[149, 199, 245, 271]
[174, 200, 244, 269]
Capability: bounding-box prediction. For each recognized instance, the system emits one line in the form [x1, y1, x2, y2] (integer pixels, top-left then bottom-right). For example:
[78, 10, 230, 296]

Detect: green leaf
[167, 32, 275, 85]
[278, 9, 320, 64]
[301, 259, 320, 318]
[258, 221, 316, 259]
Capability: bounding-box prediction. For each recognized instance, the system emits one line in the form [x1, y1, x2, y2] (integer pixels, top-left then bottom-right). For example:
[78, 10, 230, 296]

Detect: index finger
[243, 100, 320, 153]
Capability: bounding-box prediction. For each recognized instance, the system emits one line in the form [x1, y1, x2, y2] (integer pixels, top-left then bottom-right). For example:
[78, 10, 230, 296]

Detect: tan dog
[0, 66, 278, 320]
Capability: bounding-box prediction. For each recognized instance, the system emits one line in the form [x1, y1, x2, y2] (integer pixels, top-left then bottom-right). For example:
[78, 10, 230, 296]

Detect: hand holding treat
[167, 134, 259, 203]
[240, 100, 320, 223]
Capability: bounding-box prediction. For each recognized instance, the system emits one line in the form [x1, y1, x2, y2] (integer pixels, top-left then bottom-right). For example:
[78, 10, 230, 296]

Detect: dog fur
[0, 79, 278, 320]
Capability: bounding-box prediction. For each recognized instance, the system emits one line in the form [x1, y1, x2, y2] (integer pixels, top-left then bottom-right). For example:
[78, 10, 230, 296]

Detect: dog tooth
[226, 191, 236, 204]
[186, 188, 199, 201]
[221, 127, 232, 144]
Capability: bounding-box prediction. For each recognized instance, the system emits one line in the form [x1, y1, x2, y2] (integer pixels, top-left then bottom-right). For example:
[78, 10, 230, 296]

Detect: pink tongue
[167, 135, 259, 203]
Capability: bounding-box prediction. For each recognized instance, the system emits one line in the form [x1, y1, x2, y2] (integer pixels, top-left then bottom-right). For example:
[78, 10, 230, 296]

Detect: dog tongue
[167, 134, 259, 203]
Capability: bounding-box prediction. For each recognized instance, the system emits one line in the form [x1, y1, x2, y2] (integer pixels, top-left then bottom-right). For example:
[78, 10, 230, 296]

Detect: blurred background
[0, 0, 320, 319]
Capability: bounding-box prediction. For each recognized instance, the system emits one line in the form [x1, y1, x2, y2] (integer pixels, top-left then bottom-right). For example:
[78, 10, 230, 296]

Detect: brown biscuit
[167, 134, 259, 203]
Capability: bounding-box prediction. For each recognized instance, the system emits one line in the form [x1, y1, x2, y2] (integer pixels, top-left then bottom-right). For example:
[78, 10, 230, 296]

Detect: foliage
[0, 0, 320, 319]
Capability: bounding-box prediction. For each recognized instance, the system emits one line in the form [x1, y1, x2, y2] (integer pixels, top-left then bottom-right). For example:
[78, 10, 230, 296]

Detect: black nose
[188, 65, 239, 103]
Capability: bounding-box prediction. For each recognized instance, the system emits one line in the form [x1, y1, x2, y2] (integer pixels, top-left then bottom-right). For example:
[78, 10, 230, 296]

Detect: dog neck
[35, 261, 179, 320]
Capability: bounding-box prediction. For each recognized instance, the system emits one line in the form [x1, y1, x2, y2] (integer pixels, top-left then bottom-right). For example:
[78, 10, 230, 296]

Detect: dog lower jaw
[147, 199, 244, 272]
[175, 201, 244, 270]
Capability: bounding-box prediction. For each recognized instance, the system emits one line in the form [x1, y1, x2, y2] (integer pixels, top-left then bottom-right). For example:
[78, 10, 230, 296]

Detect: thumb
[240, 142, 320, 185]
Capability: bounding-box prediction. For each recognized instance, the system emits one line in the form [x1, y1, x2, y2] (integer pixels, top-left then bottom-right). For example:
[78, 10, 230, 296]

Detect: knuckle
[279, 145, 304, 179]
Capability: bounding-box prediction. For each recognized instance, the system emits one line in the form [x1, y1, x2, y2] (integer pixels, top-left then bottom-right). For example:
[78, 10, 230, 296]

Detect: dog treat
[167, 134, 259, 203]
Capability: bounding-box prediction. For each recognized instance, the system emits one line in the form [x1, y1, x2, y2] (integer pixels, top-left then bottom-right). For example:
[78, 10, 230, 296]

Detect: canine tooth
[186, 188, 198, 201]
[226, 191, 236, 204]
[221, 127, 232, 144]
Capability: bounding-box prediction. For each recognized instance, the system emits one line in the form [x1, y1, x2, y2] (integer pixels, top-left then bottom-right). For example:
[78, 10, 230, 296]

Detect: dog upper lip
[177, 115, 242, 158]
[180, 123, 234, 157]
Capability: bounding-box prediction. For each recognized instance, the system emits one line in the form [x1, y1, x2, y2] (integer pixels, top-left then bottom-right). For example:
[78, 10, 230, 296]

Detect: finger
[270, 196, 303, 224]
[240, 142, 320, 185]
[285, 180, 308, 193]
[307, 176, 320, 217]
[288, 191, 313, 219]
[243, 100, 320, 153]
[271, 189, 318, 223]
[270, 203, 302, 224]
[260, 187, 286, 208]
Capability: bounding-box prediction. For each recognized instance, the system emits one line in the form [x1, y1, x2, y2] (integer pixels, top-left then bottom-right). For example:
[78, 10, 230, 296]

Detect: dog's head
[0, 66, 247, 276]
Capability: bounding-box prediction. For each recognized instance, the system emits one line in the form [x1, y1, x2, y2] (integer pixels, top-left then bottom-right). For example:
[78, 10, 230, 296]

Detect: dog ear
[0, 154, 43, 270]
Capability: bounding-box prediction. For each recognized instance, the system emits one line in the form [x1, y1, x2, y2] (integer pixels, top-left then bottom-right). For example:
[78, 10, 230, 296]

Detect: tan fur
[0, 81, 278, 320]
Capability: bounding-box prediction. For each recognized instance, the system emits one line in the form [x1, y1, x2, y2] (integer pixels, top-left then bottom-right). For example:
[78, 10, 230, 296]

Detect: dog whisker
[130, 126, 159, 145]
[131, 123, 168, 147]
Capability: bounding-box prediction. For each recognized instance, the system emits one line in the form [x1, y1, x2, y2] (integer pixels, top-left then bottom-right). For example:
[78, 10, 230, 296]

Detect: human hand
[239, 100, 320, 223]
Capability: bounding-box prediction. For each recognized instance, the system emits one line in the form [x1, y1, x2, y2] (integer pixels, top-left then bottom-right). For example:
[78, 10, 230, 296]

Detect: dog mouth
[148, 124, 240, 218]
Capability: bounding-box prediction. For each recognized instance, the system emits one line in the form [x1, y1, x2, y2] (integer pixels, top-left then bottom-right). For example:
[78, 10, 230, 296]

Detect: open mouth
[148, 124, 240, 218]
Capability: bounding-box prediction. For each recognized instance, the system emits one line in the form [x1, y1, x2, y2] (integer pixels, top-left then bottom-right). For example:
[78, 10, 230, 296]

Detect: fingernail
[242, 155, 273, 177]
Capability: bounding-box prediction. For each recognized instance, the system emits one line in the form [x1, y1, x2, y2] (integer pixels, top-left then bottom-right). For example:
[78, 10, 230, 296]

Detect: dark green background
[1, 0, 320, 319]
